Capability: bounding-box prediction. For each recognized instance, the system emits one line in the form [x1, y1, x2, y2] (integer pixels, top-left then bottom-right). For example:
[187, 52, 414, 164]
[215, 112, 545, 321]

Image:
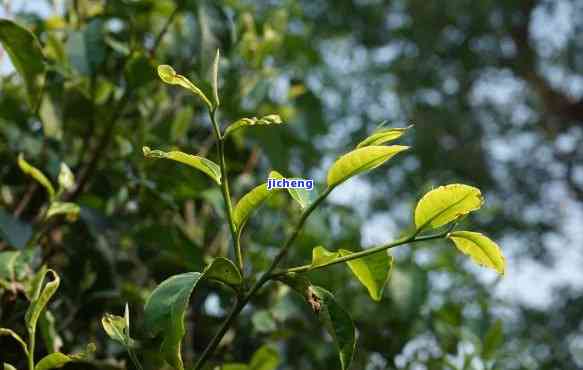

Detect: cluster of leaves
[98, 53, 505, 370]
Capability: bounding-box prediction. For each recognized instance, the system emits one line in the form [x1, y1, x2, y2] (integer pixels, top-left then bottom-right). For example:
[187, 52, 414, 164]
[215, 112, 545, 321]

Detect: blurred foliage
[1, 0, 582, 369]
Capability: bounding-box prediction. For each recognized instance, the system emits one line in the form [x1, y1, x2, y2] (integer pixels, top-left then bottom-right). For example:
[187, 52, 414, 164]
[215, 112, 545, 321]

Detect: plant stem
[209, 108, 241, 271]
[27, 329, 35, 370]
[193, 186, 335, 370]
[275, 228, 451, 275]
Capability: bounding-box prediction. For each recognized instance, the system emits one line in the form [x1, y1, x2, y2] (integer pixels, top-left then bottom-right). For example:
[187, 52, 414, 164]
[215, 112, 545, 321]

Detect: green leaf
[46, 202, 80, 220]
[0, 209, 32, 249]
[0, 328, 28, 355]
[143, 147, 221, 185]
[203, 257, 243, 287]
[157, 65, 212, 109]
[34, 344, 95, 370]
[252, 310, 277, 333]
[39, 310, 63, 353]
[212, 49, 220, 108]
[312, 287, 356, 370]
[414, 184, 484, 231]
[233, 170, 283, 231]
[448, 231, 505, 275]
[249, 345, 280, 370]
[25, 268, 60, 336]
[327, 145, 409, 188]
[0, 19, 46, 109]
[143, 272, 203, 370]
[287, 187, 317, 210]
[482, 319, 504, 359]
[4, 364, 17, 370]
[66, 19, 106, 75]
[102, 314, 127, 346]
[18, 154, 56, 200]
[39, 96, 62, 140]
[311, 247, 393, 301]
[58, 163, 75, 191]
[224, 114, 283, 137]
[356, 125, 412, 148]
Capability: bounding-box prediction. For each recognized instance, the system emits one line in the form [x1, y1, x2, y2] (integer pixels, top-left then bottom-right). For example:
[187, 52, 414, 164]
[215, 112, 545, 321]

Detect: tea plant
[101, 50, 506, 370]
[0, 157, 92, 370]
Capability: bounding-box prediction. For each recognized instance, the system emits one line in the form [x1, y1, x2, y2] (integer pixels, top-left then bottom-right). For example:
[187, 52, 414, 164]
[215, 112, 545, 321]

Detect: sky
[2, 0, 583, 309]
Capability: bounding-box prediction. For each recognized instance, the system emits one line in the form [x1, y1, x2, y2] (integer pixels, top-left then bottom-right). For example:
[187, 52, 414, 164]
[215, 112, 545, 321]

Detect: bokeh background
[1, 0, 583, 369]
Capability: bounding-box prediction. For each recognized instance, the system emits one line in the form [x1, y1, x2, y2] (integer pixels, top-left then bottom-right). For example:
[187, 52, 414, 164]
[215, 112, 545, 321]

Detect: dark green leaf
[203, 257, 242, 287]
[312, 287, 356, 370]
[143, 272, 203, 370]
[0, 19, 46, 109]
[0, 210, 32, 249]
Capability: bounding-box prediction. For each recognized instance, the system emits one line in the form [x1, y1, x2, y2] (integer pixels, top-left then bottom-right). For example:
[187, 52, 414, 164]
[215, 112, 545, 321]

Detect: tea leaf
[212, 49, 220, 108]
[311, 247, 393, 301]
[414, 184, 483, 231]
[157, 65, 212, 109]
[143, 147, 221, 185]
[18, 154, 55, 200]
[448, 231, 505, 274]
[58, 163, 75, 191]
[0, 328, 28, 355]
[312, 287, 356, 370]
[0, 19, 46, 109]
[46, 202, 80, 221]
[327, 145, 408, 187]
[203, 257, 242, 287]
[25, 268, 60, 336]
[224, 114, 283, 137]
[356, 125, 411, 148]
[249, 345, 280, 370]
[143, 272, 203, 370]
[233, 171, 283, 231]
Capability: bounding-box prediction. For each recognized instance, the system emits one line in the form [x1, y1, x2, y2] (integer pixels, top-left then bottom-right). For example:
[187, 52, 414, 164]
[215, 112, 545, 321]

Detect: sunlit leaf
[414, 184, 483, 231]
[448, 231, 505, 274]
[287, 186, 317, 210]
[4, 363, 17, 370]
[224, 114, 283, 137]
[311, 247, 393, 301]
[157, 65, 212, 109]
[203, 257, 242, 287]
[46, 202, 80, 221]
[34, 344, 95, 370]
[0, 19, 46, 109]
[143, 272, 203, 370]
[312, 287, 356, 370]
[327, 145, 409, 187]
[233, 170, 283, 231]
[143, 147, 221, 185]
[212, 49, 220, 108]
[58, 163, 75, 191]
[25, 268, 60, 337]
[18, 154, 56, 200]
[102, 312, 129, 346]
[356, 125, 412, 148]
[39, 310, 63, 353]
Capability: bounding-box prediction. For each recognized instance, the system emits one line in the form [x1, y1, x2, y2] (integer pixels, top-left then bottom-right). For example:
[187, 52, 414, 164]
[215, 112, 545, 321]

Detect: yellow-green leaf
[211, 49, 220, 108]
[249, 345, 280, 370]
[356, 125, 412, 148]
[448, 231, 505, 274]
[143, 147, 221, 185]
[326, 145, 409, 187]
[34, 344, 95, 370]
[57, 163, 75, 191]
[46, 202, 80, 221]
[233, 170, 283, 231]
[311, 247, 393, 301]
[4, 363, 17, 370]
[203, 257, 242, 287]
[224, 114, 283, 137]
[414, 184, 484, 231]
[18, 154, 55, 200]
[25, 268, 60, 336]
[157, 64, 212, 109]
